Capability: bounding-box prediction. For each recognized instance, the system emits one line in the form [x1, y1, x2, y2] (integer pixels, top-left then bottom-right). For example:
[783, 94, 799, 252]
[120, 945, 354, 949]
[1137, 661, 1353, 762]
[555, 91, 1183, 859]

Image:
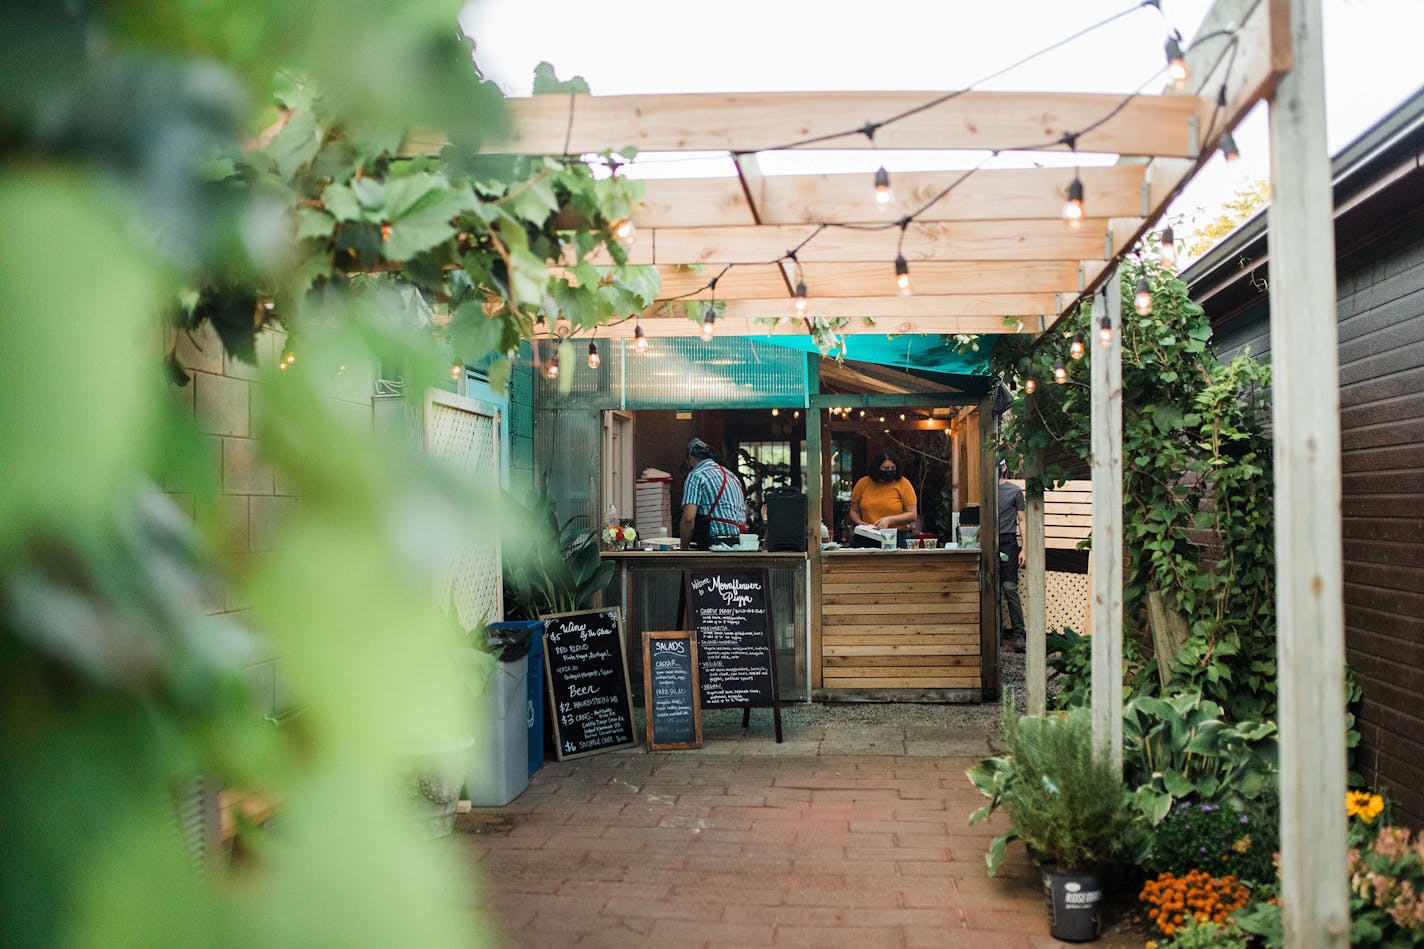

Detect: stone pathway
[455, 703, 1144, 948]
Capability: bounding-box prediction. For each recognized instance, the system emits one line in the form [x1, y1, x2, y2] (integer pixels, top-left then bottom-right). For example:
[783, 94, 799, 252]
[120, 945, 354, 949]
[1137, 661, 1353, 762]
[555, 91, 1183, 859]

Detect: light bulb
[859, 409, 866, 418]
[612, 218, 637, 247]
[793, 410, 800, 420]
[899, 413, 906, 421]
[587, 341, 600, 368]
[771, 408, 780, 417]
[1069, 333, 1085, 360]
[793, 280, 808, 315]
[1025, 377, 1036, 394]
[701, 306, 716, 341]
[1166, 36, 1189, 87]
[263, 299, 276, 311]
[547, 356, 559, 380]
[894, 255, 911, 296]
[1219, 130, 1241, 162]
[874, 166, 893, 207]
[284, 352, 295, 365]
[1099, 314, 1114, 346]
[1159, 226, 1177, 267]
[1134, 277, 1154, 316]
[1062, 177, 1084, 229]
[634, 324, 648, 352]
[450, 363, 461, 380]
[1053, 359, 1067, 384]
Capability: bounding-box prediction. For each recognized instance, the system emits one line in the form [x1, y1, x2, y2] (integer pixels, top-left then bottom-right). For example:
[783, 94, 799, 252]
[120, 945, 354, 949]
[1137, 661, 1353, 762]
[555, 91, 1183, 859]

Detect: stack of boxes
[634, 471, 672, 539]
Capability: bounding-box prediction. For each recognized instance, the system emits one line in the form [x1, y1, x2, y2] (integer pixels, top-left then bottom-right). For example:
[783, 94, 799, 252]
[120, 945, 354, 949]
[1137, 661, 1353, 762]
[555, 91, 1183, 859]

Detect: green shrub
[1045, 626, 1091, 710]
[1150, 915, 1251, 948]
[1146, 798, 1279, 887]
[999, 701, 1134, 873]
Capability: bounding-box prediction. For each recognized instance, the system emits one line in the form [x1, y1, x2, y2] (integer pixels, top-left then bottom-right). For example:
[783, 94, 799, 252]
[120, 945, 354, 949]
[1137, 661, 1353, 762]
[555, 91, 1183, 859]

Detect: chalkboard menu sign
[684, 570, 782, 742]
[542, 608, 638, 761]
[642, 631, 702, 751]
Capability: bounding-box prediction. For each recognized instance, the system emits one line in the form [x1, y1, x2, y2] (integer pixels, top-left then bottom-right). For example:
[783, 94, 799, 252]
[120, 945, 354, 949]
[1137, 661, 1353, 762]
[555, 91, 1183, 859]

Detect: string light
[546, 354, 560, 380]
[771, 408, 780, 417]
[284, 352, 296, 367]
[701, 305, 716, 341]
[1159, 226, 1177, 267]
[874, 166, 894, 207]
[1062, 176, 1084, 228]
[1165, 35, 1189, 87]
[1053, 359, 1067, 384]
[793, 280, 808, 316]
[612, 219, 637, 247]
[1218, 130, 1241, 162]
[793, 410, 800, 420]
[634, 323, 648, 352]
[587, 341, 600, 368]
[1069, 332, 1085, 360]
[894, 255, 911, 295]
[450, 362, 461, 380]
[1025, 377, 1036, 394]
[899, 413, 906, 421]
[1099, 314, 1114, 346]
[1134, 277, 1154, 315]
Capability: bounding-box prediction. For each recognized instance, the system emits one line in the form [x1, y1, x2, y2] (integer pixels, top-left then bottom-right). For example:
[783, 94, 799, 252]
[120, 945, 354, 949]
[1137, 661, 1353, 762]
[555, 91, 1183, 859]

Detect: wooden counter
[817, 548, 982, 701]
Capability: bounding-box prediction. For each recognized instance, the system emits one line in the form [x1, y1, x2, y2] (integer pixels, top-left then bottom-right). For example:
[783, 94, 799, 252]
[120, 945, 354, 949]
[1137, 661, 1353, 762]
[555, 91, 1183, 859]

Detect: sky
[460, 0, 1423, 257]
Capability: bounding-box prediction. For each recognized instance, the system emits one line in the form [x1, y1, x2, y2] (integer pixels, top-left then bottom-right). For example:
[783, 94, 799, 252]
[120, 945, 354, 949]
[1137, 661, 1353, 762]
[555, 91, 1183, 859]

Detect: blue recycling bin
[525, 622, 546, 778]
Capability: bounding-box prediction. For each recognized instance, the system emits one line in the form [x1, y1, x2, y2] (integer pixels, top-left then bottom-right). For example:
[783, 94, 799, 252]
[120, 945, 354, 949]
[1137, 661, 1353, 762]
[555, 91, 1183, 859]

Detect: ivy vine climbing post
[1024, 448, 1046, 717]
[1090, 274, 1123, 775]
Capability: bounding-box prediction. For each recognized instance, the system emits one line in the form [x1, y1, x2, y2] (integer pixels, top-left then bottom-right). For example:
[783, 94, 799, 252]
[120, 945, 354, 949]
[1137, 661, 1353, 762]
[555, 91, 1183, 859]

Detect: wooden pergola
[462, 1, 1348, 944]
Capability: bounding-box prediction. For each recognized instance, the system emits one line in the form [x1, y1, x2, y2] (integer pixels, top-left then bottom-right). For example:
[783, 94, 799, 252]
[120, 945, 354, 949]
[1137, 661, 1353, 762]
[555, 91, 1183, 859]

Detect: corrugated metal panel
[534, 338, 807, 410]
[534, 407, 602, 537]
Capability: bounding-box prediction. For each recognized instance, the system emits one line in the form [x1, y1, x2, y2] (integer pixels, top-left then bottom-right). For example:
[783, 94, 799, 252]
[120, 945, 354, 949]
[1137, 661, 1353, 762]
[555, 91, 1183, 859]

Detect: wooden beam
[1090, 276, 1123, 774]
[651, 294, 1055, 319]
[603, 314, 1033, 338]
[979, 396, 999, 699]
[654, 260, 1109, 299]
[806, 354, 824, 696]
[607, 219, 1115, 265]
[636, 165, 1150, 227]
[1267, 0, 1348, 944]
[458, 91, 1201, 157]
[810, 393, 978, 409]
[829, 419, 952, 433]
[1025, 449, 1047, 717]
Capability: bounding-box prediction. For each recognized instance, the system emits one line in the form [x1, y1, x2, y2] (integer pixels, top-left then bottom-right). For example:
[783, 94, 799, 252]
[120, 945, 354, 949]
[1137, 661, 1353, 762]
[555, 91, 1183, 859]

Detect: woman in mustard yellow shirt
[849, 451, 918, 533]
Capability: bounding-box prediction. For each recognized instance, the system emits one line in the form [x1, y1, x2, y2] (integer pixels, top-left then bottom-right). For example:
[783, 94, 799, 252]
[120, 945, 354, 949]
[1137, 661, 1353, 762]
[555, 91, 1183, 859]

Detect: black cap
[687, 437, 712, 457]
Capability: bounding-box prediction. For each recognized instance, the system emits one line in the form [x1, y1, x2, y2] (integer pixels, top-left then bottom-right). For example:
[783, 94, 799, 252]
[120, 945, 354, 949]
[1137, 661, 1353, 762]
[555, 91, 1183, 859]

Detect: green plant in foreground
[501, 489, 614, 619]
[1146, 915, 1251, 949]
[1122, 690, 1278, 824]
[1147, 798, 1280, 887]
[969, 695, 1134, 874]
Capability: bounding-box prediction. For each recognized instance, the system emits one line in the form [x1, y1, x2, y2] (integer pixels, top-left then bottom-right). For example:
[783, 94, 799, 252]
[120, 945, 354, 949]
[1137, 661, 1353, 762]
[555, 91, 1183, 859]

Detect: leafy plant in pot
[502, 489, 614, 619]
[973, 698, 1135, 942]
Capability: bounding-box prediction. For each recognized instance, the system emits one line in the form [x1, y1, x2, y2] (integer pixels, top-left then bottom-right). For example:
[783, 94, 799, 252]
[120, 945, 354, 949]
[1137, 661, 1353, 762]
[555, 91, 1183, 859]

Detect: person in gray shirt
[997, 459, 1027, 649]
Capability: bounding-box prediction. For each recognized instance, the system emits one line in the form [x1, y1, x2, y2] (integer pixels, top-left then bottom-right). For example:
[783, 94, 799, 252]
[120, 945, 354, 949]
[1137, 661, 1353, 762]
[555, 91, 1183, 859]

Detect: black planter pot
[1043, 869, 1103, 942]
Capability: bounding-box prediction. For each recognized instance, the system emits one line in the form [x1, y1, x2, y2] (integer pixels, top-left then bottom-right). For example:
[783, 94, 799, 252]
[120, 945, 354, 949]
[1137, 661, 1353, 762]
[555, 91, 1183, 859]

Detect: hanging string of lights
[525, 4, 1246, 371]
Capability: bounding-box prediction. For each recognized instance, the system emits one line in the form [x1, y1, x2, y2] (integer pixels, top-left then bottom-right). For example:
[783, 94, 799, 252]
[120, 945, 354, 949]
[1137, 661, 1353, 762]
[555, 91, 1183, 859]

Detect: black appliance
[765, 490, 807, 552]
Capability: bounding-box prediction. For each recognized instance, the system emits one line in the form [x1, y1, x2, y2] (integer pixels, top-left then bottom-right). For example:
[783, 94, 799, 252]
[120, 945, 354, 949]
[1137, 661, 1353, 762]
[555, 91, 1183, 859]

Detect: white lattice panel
[1045, 569, 1089, 635]
[426, 392, 501, 630]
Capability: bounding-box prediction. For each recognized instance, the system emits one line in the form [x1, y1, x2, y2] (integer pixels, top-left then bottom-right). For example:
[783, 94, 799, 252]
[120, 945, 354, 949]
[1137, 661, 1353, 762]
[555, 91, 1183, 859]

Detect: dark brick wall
[1214, 209, 1424, 828]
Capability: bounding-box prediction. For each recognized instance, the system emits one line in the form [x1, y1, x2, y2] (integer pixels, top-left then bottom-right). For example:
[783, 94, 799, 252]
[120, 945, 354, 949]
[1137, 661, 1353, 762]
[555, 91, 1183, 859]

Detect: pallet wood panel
[819, 551, 981, 698]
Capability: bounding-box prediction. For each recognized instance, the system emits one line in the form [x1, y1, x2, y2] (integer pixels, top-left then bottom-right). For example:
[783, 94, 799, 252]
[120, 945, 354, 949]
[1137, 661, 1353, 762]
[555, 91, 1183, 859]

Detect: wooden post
[1025, 448, 1047, 717]
[1268, 0, 1348, 943]
[980, 394, 1000, 700]
[1090, 275, 1123, 774]
[806, 354, 825, 692]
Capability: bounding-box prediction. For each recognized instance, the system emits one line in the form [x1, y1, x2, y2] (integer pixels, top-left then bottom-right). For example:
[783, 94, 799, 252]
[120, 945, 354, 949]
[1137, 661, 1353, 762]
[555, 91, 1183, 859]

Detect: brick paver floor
[456, 708, 1144, 948]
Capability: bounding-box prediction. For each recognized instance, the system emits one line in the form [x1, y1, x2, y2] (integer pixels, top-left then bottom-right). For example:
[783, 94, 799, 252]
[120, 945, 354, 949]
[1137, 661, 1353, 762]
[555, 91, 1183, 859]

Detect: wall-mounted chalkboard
[642, 631, 702, 751]
[684, 570, 783, 742]
[542, 608, 638, 761]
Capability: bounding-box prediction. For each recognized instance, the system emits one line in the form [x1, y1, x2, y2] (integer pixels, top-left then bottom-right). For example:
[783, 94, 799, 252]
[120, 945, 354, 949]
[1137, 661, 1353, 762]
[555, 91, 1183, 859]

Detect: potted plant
[972, 699, 1134, 942]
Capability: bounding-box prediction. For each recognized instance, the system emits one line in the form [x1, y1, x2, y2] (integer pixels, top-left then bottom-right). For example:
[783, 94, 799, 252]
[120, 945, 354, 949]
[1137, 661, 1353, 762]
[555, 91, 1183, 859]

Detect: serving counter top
[822, 547, 978, 556]
[601, 550, 806, 561]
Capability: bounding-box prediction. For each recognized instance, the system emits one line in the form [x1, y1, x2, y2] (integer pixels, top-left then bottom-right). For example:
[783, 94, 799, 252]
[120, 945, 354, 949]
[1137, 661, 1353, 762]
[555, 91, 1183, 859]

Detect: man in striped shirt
[678, 438, 746, 549]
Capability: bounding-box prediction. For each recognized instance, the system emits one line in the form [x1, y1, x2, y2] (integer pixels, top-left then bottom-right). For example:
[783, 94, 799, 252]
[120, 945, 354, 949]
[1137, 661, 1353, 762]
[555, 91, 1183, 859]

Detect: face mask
[873, 468, 898, 483]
